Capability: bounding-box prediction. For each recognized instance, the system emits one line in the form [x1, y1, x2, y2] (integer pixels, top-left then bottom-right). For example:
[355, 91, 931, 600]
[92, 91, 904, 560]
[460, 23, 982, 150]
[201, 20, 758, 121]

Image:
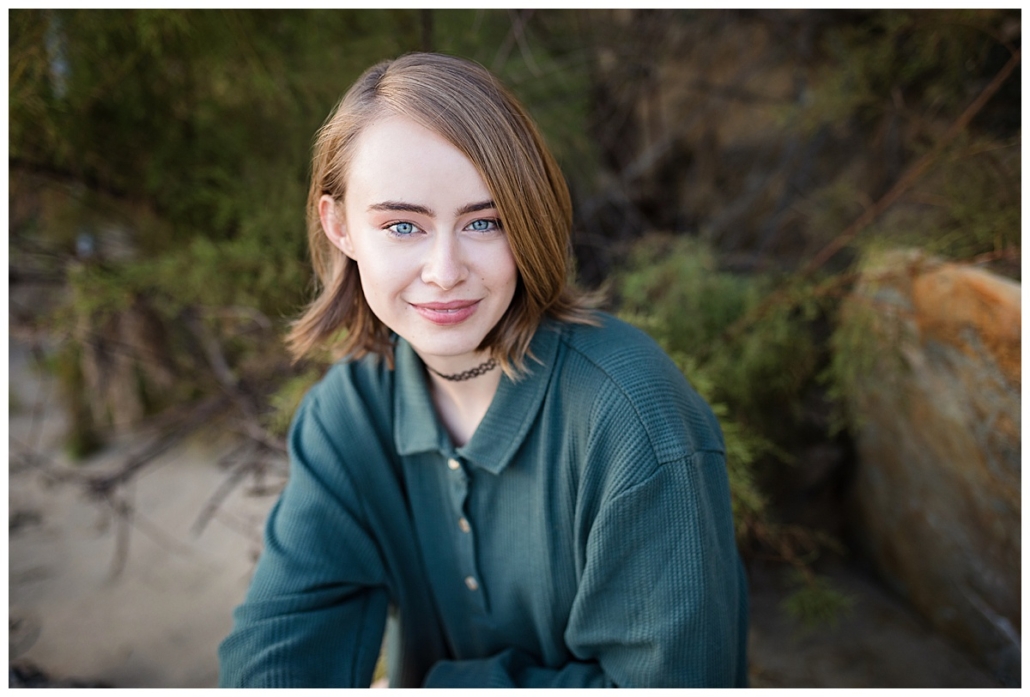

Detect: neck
[421, 354, 503, 447]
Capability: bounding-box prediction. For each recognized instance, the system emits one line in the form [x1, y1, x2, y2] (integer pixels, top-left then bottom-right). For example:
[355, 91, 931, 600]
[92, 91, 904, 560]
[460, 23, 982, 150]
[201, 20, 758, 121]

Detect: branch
[181, 306, 287, 453]
[191, 458, 259, 537]
[85, 396, 230, 497]
[801, 48, 1021, 275]
[711, 48, 1022, 355]
[184, 309, 239, 391]
[492, 9, 536, 73]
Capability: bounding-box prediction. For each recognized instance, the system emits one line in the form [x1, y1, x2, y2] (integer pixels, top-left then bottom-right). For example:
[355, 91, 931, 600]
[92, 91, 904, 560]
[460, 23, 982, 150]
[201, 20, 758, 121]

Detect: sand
[9, 339, 281, 687]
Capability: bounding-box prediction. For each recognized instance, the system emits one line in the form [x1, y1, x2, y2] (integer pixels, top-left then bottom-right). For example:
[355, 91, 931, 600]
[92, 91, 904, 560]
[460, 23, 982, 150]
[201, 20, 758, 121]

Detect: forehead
[345, 114, 492, 208]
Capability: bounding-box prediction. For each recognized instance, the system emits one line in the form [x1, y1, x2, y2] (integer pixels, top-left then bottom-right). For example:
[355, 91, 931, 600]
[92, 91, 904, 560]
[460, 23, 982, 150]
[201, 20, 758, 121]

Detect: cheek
[497, 247, 520, 294]
[353, 240, 418, 288]
[360, 259, 395, 292]
[353, 255, 401, 307]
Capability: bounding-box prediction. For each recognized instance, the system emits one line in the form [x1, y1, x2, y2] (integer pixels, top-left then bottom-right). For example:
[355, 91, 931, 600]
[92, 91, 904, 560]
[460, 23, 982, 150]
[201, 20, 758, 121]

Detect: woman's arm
[422, 449, 748, 688]
[217, 394, 389, 687]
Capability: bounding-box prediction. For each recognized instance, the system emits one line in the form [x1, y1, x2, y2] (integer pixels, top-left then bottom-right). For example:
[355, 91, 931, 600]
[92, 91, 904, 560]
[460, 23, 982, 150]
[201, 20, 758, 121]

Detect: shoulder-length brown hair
[286, 52, 596, 376]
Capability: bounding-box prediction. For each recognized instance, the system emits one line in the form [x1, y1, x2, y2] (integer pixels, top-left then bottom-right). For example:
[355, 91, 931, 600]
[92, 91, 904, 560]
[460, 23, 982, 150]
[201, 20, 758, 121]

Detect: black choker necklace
[426, 358, 498, 382]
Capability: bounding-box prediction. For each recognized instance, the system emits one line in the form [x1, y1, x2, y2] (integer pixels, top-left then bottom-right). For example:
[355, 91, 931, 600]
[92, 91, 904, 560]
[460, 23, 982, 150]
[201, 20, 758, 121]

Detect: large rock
[840, 249, 1020, 685]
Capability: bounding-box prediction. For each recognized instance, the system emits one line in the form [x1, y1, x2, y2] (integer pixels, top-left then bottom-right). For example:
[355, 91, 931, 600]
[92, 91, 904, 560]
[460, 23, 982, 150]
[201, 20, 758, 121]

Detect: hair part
[286, 52, 598, 376]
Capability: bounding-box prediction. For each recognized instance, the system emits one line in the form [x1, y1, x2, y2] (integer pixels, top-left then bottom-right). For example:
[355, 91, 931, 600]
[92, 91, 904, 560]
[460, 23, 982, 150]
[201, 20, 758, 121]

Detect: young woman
[218, 52, 748, 688]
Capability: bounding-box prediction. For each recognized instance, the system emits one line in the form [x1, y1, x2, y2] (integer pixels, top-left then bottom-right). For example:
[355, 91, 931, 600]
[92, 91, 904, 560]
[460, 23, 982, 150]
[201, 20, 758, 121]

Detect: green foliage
[48, 342, 104, 460]
[802, 10, 1015, 134]
[775, 9, 1020, 267]
[617, 236, 821, 452]
[822, 295, 883, 437]
[618, 236, 755, 356]
[781, 570, 855, 629]
[866, 136, 1021, 264]
[820, 253, 914, 437]
[265, 368, 324, 438]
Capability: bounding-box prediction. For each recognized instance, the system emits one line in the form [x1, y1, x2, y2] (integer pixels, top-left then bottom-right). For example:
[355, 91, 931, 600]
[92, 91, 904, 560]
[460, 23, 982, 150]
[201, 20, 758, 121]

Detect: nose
[421, 234, 467, 290]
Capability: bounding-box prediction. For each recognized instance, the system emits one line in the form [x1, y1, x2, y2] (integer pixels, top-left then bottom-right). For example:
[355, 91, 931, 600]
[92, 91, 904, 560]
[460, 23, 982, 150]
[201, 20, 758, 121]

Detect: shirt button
[458, 517, 471, 533]
[464, 576, 479, 591]
[447, 458, 460, 470]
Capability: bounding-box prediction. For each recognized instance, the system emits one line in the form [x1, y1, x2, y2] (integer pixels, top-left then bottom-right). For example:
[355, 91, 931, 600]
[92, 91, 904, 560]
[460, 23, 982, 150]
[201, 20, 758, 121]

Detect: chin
[410, 337, 486, 360]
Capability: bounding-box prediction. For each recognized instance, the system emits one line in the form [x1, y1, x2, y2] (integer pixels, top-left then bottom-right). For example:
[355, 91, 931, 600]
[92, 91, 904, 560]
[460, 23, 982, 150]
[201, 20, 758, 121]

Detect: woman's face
[320, 114, 518, 371]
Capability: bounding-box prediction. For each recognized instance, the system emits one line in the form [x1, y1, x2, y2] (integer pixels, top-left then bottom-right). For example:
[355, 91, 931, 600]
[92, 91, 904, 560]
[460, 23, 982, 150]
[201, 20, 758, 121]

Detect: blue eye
[387, 221, 418, 236]
[467, 218, 500, 233]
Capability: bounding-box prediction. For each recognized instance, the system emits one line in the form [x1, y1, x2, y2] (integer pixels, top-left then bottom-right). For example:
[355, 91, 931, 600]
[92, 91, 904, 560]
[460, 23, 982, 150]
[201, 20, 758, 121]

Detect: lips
[411, 299, 481, 325]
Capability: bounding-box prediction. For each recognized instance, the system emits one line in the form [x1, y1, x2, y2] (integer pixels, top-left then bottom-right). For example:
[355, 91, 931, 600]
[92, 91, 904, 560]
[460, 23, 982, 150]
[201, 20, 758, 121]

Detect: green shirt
[218, 313, 748, 688]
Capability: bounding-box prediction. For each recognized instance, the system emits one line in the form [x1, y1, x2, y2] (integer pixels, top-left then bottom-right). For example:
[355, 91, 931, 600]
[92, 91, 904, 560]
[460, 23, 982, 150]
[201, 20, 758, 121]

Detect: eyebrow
[367, 200, 497, 217]
[368, 201, 432, 216]
[456, 200, 497, 216]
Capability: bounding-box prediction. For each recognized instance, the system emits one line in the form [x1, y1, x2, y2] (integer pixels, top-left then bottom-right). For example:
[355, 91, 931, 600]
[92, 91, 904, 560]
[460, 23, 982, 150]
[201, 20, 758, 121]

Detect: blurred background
[8, 9, 1021, 688]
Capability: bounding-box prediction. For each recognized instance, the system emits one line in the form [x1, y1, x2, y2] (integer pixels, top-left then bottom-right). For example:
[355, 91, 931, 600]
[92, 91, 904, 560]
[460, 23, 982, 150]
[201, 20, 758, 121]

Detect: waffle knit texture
[218, 313, 749, 687]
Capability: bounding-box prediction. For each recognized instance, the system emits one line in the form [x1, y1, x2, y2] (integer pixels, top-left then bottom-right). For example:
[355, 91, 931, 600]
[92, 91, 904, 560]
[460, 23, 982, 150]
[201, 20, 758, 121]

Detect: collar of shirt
[392, 319, 563, 474]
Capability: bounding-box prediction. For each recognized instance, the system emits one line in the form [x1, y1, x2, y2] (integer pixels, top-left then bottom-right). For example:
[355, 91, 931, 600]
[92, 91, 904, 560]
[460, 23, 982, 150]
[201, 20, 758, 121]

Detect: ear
[319, 194, 356, 259]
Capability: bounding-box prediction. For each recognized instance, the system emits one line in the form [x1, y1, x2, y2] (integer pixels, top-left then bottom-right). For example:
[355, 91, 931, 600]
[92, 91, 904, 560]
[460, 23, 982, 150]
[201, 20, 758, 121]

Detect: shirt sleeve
[422, 449, 748, 688]
[217, 393, 389, 687]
